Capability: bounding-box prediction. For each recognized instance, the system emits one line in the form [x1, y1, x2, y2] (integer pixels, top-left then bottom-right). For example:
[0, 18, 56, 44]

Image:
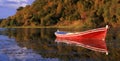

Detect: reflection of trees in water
[4, 28, 120, 61]
[6, 28, 56, 46]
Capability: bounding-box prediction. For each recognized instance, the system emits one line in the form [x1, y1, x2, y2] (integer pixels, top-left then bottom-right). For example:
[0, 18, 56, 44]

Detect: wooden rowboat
[55, 25, 109, 55]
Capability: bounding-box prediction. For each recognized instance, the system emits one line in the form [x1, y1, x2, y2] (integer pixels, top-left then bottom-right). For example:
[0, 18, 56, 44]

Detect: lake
[0, 28, 120, 61]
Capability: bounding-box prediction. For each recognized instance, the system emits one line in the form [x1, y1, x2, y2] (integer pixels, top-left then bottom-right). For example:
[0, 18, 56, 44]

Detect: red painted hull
[55, 25, 108, 54]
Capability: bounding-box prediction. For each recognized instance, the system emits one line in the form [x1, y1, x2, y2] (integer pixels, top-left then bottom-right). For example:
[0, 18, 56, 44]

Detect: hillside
[0, 0, 120, 28]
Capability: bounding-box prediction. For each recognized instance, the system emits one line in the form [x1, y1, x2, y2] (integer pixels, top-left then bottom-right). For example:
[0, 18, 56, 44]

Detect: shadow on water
[0, 28, 120, 61]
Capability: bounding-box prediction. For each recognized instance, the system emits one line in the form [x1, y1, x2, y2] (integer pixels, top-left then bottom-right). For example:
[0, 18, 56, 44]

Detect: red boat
[55, 25, 109, 55]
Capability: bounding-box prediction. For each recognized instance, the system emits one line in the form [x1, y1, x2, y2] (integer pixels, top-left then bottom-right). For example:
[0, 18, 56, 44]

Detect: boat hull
[56, 30, 106, 41]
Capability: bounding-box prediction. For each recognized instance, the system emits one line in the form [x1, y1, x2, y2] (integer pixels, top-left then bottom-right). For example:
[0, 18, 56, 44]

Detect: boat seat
[56, 31, 67, 34]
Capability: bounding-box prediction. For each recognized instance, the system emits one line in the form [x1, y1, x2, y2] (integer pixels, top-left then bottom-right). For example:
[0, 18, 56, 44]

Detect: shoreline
[1, 26, 72, 28]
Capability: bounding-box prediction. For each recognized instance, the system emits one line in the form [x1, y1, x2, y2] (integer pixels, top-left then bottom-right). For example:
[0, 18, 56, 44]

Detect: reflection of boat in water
[55, 25, 109, 55]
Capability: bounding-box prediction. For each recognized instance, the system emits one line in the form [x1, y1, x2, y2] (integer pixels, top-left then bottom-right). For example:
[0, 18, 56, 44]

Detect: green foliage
[17, 7, 24, 11]
[116, 7, 120, 16]
[82, 0, 94, 11]
[0, 0, 120, 28]
[0, 19, 8, 27]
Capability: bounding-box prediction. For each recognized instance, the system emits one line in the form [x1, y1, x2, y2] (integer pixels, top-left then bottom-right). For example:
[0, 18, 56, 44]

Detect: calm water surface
[0, 28, 120, 61]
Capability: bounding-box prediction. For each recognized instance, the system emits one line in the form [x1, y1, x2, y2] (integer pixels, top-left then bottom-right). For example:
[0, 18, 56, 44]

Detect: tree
[17, 7, 24, 11]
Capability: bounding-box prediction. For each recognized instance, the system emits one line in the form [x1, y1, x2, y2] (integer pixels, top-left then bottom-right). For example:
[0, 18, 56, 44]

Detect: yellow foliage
[0, 0, 120, 28]
[56, 2, 62, 15]
[77, 2, 84, 14]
